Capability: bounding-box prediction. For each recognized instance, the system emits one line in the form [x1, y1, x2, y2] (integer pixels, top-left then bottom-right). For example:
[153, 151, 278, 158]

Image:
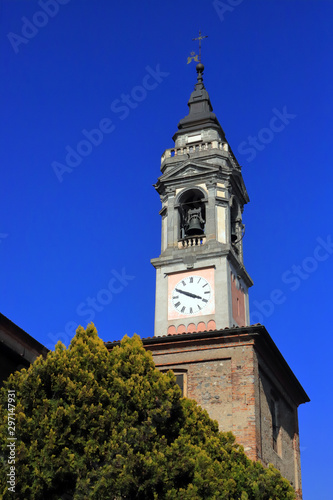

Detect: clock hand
[175, 288, 203, 300]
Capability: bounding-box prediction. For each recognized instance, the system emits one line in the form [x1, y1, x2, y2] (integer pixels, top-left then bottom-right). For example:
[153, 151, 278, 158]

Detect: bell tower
[143, 62, 309, 500]
[151, 63, 253, 337]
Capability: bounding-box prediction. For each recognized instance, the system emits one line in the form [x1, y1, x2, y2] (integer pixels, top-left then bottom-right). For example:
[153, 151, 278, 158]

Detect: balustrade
[161, 141, 231, 165]
[178, 235, 206, 248]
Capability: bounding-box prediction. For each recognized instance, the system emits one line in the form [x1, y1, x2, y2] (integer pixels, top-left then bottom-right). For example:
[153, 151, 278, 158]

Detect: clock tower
[107, 60, 309, 498]
[151, 63, 253, 336]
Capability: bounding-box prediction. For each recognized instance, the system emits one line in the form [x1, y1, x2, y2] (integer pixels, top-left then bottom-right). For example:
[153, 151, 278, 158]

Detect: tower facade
[151, 64, 253, 337]
[145, 64, 309, 499]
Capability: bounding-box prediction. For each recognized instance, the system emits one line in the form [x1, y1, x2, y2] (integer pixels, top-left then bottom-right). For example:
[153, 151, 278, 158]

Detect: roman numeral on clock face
[172, 275, 212, 315]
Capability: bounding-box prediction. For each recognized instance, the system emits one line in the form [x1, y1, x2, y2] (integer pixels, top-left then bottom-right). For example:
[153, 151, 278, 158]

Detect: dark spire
[173, 63, 226, 142]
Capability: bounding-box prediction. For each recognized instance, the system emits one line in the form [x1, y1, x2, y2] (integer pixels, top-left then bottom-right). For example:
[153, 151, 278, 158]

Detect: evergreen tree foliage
[0, 325, 295, 499]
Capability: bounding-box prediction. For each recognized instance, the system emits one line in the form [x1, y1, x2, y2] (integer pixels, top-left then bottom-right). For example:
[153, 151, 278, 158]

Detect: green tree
[0, 325, 295, 499]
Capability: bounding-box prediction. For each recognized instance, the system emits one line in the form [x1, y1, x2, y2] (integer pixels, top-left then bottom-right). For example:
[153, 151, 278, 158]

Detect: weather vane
[192, 30, 208, 63]
[187, 30, 208, 65]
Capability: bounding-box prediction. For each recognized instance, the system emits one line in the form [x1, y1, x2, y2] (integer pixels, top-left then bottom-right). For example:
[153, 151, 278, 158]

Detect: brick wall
[141, 327, 308, 499]
[150, 336, 258, 462]
[257, 359, 302, 496]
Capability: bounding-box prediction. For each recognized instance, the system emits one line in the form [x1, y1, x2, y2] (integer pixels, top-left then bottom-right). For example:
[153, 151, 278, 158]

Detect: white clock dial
[172, 275, 212, 315]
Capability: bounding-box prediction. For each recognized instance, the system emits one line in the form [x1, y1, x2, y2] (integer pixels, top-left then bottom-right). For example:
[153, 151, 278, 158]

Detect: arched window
[178, 188, 206, 239]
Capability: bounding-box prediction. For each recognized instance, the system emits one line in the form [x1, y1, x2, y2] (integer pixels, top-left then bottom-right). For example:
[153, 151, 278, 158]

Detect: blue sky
[1, 0, 332, 498]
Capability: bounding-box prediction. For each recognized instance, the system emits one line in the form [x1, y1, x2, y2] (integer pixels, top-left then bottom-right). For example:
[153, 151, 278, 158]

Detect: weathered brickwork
[149, 337, 258, 461]
[187, 359, 232, 428]
[141, 325, 309, 499]
[257, 358, 302, 497]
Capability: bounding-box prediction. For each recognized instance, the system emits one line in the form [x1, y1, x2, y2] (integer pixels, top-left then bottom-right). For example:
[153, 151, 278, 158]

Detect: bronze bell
[186, 212, 204, 236]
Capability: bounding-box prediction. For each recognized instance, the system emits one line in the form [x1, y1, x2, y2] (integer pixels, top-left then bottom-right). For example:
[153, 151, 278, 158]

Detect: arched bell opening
[177, 188, 206, 239]
[230, 198, 245, 251]
[230, 199, 239, 244]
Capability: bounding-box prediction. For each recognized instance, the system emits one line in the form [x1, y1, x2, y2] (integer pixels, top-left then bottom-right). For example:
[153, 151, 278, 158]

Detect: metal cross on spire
[192, 30, 208, 63]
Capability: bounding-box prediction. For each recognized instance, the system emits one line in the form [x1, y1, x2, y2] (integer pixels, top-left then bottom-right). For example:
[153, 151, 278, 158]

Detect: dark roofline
[0, 313, 48, 362]
[104, 324, 259, 348]
[104, 324, 310, 406]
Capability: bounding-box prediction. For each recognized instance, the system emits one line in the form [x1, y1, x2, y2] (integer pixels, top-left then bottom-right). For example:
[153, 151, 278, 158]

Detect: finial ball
[196, 63, 204, 73]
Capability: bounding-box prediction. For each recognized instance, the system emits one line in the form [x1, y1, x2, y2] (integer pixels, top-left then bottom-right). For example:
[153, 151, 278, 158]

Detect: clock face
[172, 275, 212, 315]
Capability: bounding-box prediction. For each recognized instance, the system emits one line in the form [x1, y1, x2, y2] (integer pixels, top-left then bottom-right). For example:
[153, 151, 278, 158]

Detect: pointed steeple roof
[173, 63, 226, 142]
